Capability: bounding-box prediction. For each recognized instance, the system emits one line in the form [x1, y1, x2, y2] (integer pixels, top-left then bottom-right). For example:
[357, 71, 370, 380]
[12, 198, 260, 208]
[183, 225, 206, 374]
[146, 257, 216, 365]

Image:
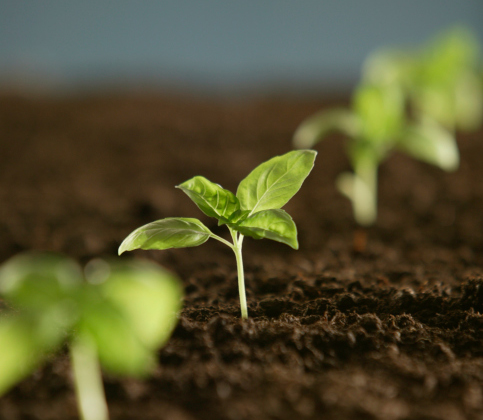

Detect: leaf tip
[305, 148, 318, 159]
[118, 239, 131, 256]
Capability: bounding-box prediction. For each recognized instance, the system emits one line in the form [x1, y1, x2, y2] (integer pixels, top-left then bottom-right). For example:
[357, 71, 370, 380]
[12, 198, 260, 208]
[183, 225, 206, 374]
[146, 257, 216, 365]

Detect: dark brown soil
[0, 91, 483, 420]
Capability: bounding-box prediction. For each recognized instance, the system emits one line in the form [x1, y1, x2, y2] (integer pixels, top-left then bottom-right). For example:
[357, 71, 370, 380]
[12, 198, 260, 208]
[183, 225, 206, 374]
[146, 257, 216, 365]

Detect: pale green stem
[233, 235, 247, 319]
[211, 229, 248, 318]
[71, 336, 109, 420]
[229, 229, 248, 319]
[353, 159, 378, 227]
[209, 233, 234, 249]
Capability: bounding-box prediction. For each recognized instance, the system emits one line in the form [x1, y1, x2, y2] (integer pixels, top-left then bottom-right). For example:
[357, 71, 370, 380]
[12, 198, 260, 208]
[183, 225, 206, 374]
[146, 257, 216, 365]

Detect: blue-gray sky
[1, 1, 482, 93]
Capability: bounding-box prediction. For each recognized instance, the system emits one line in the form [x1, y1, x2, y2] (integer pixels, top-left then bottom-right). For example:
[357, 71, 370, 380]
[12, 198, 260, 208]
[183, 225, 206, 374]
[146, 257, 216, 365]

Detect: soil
[0, 91, 482, 420]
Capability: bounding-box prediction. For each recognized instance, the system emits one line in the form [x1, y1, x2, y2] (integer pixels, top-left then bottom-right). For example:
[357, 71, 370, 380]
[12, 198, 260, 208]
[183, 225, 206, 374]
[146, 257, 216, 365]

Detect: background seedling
[0, 253, 182, 420]
[119, 150, 317, 319]
[294, 25, 481, 226]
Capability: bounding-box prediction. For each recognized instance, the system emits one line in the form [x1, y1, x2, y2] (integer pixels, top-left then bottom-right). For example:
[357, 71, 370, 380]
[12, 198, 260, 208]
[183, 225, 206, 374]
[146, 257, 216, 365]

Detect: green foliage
[177, 176, 239, 222]
[364, 25, 483, 132]
[398, 120, 460, 171]
[230, 209, 298, 250]
[0, 252, 182, 419]
[119, 150, 317, 318]
[119, 217, 212, 254]
[236, 150, 317, 214]
[0, 316, 57, 396]
[294, 26, 481, 226]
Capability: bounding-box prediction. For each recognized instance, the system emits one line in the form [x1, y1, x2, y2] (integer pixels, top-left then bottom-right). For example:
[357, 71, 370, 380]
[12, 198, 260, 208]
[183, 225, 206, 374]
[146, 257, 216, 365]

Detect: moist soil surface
[0, 92, 483, 420]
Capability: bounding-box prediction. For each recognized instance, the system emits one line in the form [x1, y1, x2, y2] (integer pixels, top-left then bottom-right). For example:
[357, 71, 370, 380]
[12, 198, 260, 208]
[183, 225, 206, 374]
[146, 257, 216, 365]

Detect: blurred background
[1, 0, 482, 96]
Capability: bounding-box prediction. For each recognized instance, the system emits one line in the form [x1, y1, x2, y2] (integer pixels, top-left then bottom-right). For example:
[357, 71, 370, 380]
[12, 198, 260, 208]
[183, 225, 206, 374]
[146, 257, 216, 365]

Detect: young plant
[0, 252, 182, 420]
[119, 150, 317, 319]
[293, 26, 478, 226]
[295, 83, 403, 225]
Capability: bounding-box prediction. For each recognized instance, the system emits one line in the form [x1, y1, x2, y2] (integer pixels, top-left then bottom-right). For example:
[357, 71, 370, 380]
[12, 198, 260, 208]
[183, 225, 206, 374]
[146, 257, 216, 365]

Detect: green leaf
[177, 176, 240, 222]
[397, 120, 459, 171]
[99, 260, 182, 350]
[293, 109, 359, 148]
[118, 217, 212, 255]
[230, 209, 298, 249]
[0, 317, 47, 396]
[77, 296, 155, 376]
[0, 312, 69, 396]
[236, 150, 317, 214]
[0, 252, 82, 313]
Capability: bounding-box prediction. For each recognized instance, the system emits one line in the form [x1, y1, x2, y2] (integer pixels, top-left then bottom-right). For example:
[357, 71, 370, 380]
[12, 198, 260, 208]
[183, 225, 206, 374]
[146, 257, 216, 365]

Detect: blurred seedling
[0, 252, 182, 420]
[119, 150, 317, 319]
[293, 26, 480, 226]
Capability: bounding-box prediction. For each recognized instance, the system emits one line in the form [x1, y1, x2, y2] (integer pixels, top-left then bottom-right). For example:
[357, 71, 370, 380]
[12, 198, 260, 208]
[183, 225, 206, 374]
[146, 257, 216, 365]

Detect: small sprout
[293, 26, 480, 226]
[0, 252, 182, 420]
[295, 83, 411, 225]
[119, 150, 317, 319]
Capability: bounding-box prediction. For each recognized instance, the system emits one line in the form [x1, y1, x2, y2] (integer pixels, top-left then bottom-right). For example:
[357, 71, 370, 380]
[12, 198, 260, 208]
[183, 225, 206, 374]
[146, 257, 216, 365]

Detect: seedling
[293, 26, 480, 226]
[0, 252, 182, 420]
[119, 150, 317, 319]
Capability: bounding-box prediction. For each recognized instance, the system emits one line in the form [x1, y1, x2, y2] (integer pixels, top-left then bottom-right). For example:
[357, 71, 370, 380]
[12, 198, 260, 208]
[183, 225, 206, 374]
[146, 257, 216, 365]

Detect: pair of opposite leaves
[119, 150, 317, 254]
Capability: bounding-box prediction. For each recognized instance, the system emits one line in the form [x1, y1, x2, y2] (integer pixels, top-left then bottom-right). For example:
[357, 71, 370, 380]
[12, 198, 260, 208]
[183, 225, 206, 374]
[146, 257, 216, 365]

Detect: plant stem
[211, 230, 248, 318]
[229, 229, 248, 319]
[71, 336, 109, 420]
[353, 159, 378, 227]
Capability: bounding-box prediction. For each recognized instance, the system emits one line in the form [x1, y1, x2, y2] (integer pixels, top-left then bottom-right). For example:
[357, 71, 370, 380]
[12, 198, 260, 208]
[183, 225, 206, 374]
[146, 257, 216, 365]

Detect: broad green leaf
[230, 209, 298, 249]
[99, 260, 182, 349]
[293, 109, 359, 148]
[236, 150, 317, 214]
[77, 297, 155, 376]
[0, 252, 82, 312]
[177, 176, 239, 222]
[0, 318, 46, 396]
[118, 217, 212, 255]
[397, 120, 459, 171]
[0, 314, 67, 396]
